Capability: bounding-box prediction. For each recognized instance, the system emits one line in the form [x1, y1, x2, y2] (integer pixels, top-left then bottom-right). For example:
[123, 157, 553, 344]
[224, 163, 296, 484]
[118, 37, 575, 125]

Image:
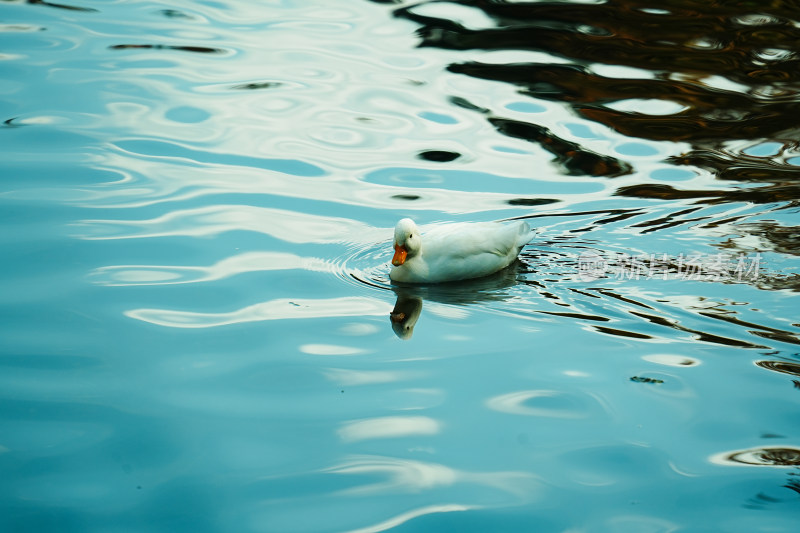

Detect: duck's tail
[518, 221, 535, 246]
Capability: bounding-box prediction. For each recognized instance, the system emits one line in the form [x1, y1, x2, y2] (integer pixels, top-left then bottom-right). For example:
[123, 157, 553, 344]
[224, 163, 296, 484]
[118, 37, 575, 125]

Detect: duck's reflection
[389, 294, 423, 340]
[389, 261, 525, 339]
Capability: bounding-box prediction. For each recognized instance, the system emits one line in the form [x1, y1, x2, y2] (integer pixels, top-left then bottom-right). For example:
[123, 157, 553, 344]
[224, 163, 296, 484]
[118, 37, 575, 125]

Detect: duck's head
[392, 218, 421, 266]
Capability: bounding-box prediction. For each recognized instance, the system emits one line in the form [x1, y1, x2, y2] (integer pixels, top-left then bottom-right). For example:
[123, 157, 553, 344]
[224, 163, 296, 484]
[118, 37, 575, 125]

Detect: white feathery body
[389, 218, 533, 284]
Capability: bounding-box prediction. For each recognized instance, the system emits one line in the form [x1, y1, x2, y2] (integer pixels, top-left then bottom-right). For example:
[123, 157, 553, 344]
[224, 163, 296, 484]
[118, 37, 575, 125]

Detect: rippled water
[2, 0, 800, 531]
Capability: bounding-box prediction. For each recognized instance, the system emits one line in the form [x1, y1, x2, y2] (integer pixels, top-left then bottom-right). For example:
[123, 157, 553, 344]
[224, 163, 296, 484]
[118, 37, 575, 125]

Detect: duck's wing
[425, 221, 530, 260]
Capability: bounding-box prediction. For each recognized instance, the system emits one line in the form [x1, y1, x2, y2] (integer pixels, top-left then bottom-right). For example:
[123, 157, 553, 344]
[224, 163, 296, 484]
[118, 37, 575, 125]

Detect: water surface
[2, 1, 800, 531]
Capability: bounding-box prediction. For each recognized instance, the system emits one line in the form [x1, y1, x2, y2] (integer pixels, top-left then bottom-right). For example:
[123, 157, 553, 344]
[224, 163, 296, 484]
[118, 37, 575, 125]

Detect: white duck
[390, 218, 533, 284]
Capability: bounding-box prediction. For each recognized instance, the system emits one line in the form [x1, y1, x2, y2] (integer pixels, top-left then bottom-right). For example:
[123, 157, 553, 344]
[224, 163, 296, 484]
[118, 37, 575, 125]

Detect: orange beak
[392, 244, 408, 266]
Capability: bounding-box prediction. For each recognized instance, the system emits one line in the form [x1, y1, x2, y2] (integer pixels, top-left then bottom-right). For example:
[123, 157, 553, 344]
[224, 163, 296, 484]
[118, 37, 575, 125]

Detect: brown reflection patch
[110, 44, 226, 54]
[712, 446, 800, 466]
[616, 184, 719, 201]
[27, 0, 97, 12]
[489, 117, 631, 177]
[448, 61, 757, 113]
[579, 104, 800, 143]
[231, 82, 284, 90]
[717, 221, 800, 257]
[629, 310, 768, 349]
[668, 149, 800, 183]
[539, 311, 609, 322]
[615, 183, 800, 207]
[755, 360, 800, 377]
[593, 326, 652, 339]
[507, 198, 559, 207]
[630, 376, 664, 384]
[699, 312, 800, 345]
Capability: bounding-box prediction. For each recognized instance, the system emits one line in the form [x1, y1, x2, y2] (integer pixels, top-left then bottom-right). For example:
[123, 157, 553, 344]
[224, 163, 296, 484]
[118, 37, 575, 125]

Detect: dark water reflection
[713, 446, 800, 467]
[380, 0, 800, 214]
[22, 0, 98, 12]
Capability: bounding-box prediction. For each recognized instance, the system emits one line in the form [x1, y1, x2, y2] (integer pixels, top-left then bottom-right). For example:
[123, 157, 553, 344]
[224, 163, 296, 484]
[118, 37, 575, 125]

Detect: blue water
[2, 1, 800, 532]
